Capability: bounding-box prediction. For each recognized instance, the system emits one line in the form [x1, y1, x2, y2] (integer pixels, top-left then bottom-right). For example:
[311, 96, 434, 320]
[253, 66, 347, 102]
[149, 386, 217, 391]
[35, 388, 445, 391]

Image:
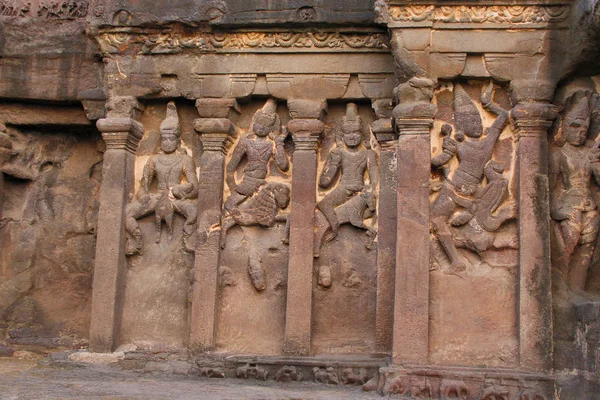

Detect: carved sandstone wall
[2, 0, 600, 399]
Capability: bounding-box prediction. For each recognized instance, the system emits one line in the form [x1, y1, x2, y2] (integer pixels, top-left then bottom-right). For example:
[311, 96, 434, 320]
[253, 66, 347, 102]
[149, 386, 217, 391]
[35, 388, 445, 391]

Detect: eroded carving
[199, 367, 225, 378]
[481, 383, 509, 400]
[275, 365, 303, 382]
[440, 379, 469, 399]
[340, 368, 369, 385]
[550, 90, 600, 291]
[431, 82, 514, 273]
[236, 363, 268, 381]
[518, 388, 547, 400]
[125, 102, 198, 256]
[384, 376, 433, 397]
[313, 367, 339, 384]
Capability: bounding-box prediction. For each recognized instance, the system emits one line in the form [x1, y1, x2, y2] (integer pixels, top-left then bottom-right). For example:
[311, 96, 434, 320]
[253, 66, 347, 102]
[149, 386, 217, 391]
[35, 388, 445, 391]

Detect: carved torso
[339, 148, 368, 188]
[244, 137, 273, 179]
[554, 145, 595, 210]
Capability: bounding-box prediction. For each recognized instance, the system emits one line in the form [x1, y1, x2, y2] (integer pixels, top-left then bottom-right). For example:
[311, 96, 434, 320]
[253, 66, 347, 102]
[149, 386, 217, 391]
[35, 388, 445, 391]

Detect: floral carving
[98, 30, 390, 55]
[387, 5, 568, 24]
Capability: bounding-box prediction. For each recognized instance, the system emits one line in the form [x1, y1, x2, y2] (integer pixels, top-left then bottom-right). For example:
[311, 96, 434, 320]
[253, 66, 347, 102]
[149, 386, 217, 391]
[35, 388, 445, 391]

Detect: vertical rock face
[3, 0, 600, 398]
[0, 115, 103, 348]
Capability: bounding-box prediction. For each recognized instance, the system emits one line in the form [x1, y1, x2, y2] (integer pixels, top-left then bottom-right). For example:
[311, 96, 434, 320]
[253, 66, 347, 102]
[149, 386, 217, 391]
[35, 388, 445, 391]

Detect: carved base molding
[369, 365, 554, 399]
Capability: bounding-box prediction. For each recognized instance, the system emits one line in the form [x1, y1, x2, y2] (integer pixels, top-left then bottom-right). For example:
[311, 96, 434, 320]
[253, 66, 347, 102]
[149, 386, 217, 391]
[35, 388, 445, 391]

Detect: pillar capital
[510, 102, 559, 140]
[287, 99, 327, 152]
[96, 118, 144, 153]
[194, 98, 240, 154]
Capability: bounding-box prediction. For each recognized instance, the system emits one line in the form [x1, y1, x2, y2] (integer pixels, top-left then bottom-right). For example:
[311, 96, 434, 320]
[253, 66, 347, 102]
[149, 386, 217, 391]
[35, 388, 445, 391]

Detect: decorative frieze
[97, 30, 391, 55]
[387, 4, 569, 25]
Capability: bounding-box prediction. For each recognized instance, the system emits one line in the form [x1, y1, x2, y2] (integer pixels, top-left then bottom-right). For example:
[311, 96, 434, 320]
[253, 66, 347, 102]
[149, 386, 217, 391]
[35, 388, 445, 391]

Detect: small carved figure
[224, 98, 289, 211]
[550, 90, 600, 290]
[312, 366, 339, 385]
[199, 367, 225, 378]
[340, 368, 369, 385]
[316, 103, 379, 249]
[124, 102, 199, 256]
[384, 376, 432, 397]
[236, 363, 268, 381]
[440, 379, 469, 400]
[275, 365, 303, 382]
[431, 82, 510, 273]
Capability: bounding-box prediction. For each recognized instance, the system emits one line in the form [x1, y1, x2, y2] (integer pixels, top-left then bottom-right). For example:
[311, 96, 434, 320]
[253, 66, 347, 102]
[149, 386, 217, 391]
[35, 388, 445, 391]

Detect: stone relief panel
[428, 81, 519, 367]
[550, 81, 600, 294]
[120, 100, 200, 350]
[216, 98, 291, 355]
[312, 102, 378, 355]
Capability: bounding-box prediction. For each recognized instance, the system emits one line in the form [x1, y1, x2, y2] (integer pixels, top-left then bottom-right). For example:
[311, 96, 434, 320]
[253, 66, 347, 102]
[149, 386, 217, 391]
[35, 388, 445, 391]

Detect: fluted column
[189, 98, 239, 351]
[90, 97, 144, 352]
[510, 99, 558, 372]
[392, 78, 437, 364]
[283, 99, 326, 356]
[372, 99, 397, 353]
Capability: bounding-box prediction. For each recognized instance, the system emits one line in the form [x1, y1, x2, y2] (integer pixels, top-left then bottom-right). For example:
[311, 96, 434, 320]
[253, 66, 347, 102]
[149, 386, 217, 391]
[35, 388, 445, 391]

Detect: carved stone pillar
[283, 99, 326, 356]
[90, 97, 144, 352]
[510, 98, 558, 372]
[190, 98, 239, 351]
[372, 99, 397, 353]
[392, 78, 437, 364]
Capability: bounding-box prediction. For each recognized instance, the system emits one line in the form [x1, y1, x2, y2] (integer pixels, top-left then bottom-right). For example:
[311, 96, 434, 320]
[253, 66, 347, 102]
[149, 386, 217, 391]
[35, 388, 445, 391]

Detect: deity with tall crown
[125, 101, 199, 256]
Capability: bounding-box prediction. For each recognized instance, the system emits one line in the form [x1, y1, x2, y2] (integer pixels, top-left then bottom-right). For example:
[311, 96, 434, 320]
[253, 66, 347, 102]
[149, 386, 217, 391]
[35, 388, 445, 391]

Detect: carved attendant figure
[317, 103, 379, 239]
[550, 90, 600, 290]
[224, 98, 289, 211]
[430, 82, 509, 272]
[125, 101, 198, 255]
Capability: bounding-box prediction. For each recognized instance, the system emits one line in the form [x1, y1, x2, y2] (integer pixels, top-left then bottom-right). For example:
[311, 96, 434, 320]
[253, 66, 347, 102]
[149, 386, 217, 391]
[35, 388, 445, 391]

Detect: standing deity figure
[430, 82, 509, 273]
[224, 98, 289, 211]
[316, 103, 379, 249]
[125, 101, 199, 256]
[550, 90, 600, 291]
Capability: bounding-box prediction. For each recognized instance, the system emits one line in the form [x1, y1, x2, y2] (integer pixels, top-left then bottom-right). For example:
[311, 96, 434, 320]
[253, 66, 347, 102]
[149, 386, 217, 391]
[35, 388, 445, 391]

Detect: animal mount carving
[124, 102, 198, 256]
[313, 367, 339, 384]
[275, 365, 303, 382]
[440, 379, 469, 400]
[236, 363, 268, 380]
[221, 99, 290, 291]
[314, 103, 378, 286]
[550, 89, 600, 291]
[431, 82, 514, 273]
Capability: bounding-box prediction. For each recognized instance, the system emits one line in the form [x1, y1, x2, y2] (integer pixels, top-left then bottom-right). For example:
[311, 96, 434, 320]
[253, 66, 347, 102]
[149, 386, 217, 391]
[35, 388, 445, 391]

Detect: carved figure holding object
[124, 101, 198, 256]
[430, 81, 509, 274]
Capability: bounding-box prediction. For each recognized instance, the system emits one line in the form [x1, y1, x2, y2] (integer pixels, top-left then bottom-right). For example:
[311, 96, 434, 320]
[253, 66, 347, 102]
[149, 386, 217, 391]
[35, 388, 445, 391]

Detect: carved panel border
[386, 5, 569, 27]
[96, 30, 391, 55]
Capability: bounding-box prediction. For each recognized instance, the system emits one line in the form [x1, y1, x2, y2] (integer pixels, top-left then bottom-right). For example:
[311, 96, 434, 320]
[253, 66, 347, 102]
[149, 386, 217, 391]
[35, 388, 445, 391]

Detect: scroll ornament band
[387, 5, 569, 24]
[98, 30, 390, 54]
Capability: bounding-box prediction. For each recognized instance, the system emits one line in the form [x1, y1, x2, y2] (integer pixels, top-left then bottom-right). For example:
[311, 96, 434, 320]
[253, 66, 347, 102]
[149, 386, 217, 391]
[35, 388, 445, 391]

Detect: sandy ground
[0, 356, 381, 400]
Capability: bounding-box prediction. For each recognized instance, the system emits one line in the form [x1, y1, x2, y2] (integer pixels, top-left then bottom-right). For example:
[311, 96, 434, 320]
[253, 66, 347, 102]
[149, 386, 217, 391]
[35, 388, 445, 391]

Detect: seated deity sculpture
[124, 101, 198, 256]
[314, 102, 379, 257]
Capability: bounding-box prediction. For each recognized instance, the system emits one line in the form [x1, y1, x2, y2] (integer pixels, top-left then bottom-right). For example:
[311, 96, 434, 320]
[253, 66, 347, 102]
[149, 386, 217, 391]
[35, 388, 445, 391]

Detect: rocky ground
[0, 353, 380, 400]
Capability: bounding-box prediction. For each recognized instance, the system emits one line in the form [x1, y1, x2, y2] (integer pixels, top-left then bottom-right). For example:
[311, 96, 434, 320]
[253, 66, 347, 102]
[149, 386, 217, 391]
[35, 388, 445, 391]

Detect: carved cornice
[386, 4, 569, 26]
[96, 29, 391, 55]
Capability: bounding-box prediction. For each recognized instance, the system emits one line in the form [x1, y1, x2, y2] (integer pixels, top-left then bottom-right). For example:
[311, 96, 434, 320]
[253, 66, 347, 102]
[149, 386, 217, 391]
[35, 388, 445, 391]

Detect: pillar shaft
[189, 99, 238, 350]
[373, 108, 397, 353]
[393, 119, 433, 364]
[511, 102, 557, 372]
[90, 117, 143, 352]
[284, 115, 324, 356]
